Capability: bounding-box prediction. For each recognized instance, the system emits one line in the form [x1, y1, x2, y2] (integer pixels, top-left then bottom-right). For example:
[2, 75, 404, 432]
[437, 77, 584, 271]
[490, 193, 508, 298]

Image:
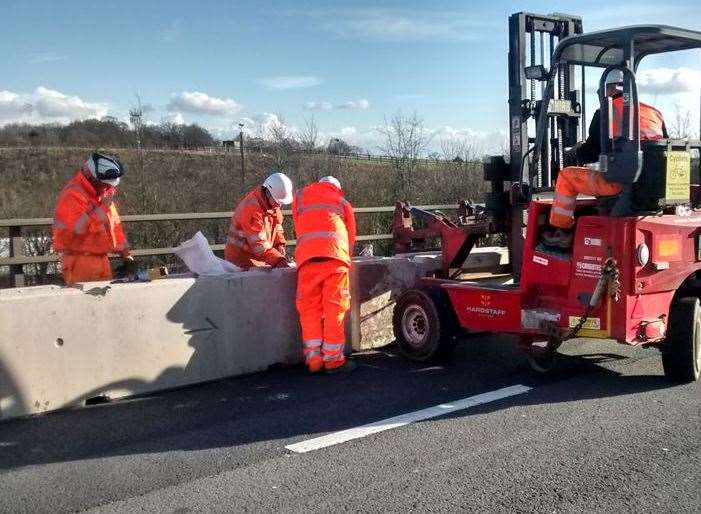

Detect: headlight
[636, 243, 650, 267]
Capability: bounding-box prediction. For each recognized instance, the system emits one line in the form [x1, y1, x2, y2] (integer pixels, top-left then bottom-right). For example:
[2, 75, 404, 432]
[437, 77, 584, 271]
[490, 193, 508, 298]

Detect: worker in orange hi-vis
[543, 70, 667, 248]
[224, 172, 294, 269]
[293, 176, 357, 374]
[52, 153, 133, 286]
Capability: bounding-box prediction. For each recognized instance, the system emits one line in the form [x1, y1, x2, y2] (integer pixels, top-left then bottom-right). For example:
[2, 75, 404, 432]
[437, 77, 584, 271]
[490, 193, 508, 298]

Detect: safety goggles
[92, 152, 124, 180]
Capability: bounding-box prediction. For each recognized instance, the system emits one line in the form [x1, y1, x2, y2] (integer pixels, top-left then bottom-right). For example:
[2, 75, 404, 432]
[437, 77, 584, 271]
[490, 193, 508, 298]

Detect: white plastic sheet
[175, 231, 240, 275]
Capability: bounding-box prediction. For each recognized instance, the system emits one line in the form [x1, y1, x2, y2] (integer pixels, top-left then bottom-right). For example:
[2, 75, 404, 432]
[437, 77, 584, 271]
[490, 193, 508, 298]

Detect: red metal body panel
[443, 201, 701, 345]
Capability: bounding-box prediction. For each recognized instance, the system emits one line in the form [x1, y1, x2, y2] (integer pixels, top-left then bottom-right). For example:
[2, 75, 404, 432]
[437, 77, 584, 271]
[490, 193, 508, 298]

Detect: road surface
[1, 335, 699, 513]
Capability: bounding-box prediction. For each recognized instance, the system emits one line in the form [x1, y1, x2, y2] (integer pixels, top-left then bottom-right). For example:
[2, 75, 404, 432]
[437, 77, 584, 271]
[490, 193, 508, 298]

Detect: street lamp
[238, 122, 245, 187]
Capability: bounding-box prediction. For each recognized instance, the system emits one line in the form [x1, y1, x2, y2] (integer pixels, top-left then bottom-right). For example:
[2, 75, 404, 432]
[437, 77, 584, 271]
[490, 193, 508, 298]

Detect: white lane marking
[285, 384, 532, 453]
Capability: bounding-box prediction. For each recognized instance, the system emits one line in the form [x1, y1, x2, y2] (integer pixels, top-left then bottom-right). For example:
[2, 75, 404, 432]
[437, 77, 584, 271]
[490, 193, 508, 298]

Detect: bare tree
[299, 115, 319, 152]
[439, 136, 482, 170]
[267, 114, 297, 170]
[377, 110, 432, 197]
[669, 102, 692, 139]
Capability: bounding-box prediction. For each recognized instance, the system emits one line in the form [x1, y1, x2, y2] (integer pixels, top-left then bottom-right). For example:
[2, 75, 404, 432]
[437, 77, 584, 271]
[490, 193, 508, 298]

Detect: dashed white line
[285, 384, 532, 453]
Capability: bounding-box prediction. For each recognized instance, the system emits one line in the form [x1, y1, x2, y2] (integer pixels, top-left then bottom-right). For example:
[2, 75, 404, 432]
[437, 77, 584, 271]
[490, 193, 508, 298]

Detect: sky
[1, 0, 700, 153]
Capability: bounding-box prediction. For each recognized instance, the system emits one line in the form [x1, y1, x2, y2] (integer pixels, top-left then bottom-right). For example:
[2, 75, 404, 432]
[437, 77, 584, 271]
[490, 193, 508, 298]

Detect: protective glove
[114, 256, 137, 278]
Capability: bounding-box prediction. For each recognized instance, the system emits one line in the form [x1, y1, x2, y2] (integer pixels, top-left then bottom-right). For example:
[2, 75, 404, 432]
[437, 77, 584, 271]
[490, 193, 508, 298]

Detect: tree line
[0, 117, 217, 149]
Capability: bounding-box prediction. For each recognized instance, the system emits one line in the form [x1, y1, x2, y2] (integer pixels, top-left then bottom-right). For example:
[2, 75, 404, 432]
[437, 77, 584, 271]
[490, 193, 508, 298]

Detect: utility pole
[238, 122, 245, 188]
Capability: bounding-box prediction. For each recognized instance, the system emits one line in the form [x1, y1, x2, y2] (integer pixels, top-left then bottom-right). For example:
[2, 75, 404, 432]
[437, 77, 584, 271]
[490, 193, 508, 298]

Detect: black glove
[115, 257, 137, 278]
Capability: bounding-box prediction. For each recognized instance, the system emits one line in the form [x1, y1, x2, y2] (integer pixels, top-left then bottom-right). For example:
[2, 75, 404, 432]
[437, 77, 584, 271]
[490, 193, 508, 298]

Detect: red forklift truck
[391, 14, 701, 382]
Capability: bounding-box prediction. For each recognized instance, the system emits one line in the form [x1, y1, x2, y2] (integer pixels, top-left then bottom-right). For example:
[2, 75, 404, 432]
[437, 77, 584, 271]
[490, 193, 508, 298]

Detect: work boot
[541, 228, 573, 249]
[324, 359, 357, 374]
[307, 358, 323, 374]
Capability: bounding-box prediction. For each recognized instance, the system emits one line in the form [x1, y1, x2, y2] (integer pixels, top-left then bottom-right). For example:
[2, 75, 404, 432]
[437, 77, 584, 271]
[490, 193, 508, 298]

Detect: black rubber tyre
[661, 296, 701, 382]
[392, 288, 457, 362]
[527, 349, 558, 373]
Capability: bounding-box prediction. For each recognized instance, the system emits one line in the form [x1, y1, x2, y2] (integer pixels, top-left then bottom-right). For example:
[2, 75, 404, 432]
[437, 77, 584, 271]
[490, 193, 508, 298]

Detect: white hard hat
[263, 172, 294, 205]
[319, 176, 341, 189]
[83, 152, 125, 186]
[605, 69, 624, 84]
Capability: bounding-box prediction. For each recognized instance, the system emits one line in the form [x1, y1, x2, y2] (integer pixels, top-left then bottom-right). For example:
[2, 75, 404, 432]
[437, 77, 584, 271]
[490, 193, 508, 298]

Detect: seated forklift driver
[542, 70, 668, 248]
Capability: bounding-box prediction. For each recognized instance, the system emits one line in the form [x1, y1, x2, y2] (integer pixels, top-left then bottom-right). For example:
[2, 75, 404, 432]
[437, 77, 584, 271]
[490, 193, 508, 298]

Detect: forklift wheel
[527, 349, 558, 373]
[392, 288, 456, 362]
[661, 296, 701, 382]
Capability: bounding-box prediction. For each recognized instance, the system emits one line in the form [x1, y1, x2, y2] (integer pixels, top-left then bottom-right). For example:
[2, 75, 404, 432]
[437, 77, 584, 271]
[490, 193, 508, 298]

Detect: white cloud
[167, 91, 243, 116]
[337, 99, 370, 110]
[26, 52, 68, 64]
[304, 100, 333, 111]
[637, 67, 701, 95]
[284, 8, 496, 42]
[0, 91, 33, 117]
[162, 19, 182, 43]
[0, 87, 108, 125]
[304, 98, 370, 110]
[258, 76, 322, 90]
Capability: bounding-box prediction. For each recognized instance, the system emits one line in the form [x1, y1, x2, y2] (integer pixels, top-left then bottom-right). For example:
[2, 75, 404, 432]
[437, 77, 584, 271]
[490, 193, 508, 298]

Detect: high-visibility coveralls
[293, 182, 356, 371]
[224, 187, 287, 268]
[52, 171, 128, 285]
[550, 95, 666, 229]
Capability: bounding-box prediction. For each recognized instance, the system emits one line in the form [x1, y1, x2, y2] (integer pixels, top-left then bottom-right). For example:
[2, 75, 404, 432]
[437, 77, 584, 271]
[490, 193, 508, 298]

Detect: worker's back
[292, 182, 355, 268]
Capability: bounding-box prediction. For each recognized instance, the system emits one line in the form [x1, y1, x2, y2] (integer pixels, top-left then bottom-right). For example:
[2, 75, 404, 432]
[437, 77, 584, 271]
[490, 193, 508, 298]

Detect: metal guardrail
[0, 204, 456, 287]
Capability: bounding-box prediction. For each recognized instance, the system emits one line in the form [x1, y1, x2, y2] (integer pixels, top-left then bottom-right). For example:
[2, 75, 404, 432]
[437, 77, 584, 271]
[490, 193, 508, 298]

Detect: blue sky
[1, 0, 700, 152]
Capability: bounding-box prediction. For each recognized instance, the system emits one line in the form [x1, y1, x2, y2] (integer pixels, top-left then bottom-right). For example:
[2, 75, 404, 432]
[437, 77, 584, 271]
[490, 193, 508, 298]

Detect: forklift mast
[486, 12, 584, 280]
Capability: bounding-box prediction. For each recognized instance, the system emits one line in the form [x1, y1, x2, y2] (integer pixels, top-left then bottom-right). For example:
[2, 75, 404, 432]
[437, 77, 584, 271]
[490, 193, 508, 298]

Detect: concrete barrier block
[0, 249, 505, 420]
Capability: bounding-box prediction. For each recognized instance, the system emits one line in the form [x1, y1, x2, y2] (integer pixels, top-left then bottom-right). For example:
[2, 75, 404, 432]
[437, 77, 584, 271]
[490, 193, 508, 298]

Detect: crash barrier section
[0, 248, 507, 421]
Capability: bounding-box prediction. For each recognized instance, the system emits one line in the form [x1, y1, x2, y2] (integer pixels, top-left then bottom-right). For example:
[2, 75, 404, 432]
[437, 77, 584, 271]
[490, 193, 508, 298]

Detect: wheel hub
[402, 305, 429, 348]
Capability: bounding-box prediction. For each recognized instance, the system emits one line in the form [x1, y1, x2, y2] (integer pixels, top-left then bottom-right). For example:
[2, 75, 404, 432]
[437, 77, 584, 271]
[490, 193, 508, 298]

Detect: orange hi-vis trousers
[296, 259, 351, 371]
[549, 166, 623, 229]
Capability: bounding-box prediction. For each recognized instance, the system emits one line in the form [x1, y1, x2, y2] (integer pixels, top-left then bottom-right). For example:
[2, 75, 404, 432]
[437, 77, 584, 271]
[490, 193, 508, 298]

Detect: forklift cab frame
[528, 25, 701, 215]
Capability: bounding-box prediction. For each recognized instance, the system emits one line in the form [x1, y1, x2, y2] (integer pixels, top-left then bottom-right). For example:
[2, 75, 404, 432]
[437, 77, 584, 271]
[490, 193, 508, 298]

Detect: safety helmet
[83, 152, 125, 186]
[319, 176, 341, 190]
[604, 69, 624, 96]
[263, 172, 294, 205]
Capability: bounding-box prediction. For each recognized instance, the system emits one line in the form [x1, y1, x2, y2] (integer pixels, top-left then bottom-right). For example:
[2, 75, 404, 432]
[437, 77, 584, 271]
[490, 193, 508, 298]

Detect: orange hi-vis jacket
[224, 187, 286, 268]
[549, 97, 666, 230]
[610, 94, 665, 141]
[52, 171, 128, 284]
[292, 182, 356, 268]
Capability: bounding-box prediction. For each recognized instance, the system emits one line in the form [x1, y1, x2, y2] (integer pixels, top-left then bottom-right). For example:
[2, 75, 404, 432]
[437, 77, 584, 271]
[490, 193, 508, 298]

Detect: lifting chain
[566, 257, 620, 339]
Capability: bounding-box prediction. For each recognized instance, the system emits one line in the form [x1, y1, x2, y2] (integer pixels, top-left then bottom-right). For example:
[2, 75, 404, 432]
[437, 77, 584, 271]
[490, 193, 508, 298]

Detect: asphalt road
[1, 335, 699, 513]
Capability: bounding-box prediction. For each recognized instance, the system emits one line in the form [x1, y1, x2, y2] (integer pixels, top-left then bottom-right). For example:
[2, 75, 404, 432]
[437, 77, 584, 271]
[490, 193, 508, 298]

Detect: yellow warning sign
[665, 151, 691, 201]
[568, 316, 601, 330]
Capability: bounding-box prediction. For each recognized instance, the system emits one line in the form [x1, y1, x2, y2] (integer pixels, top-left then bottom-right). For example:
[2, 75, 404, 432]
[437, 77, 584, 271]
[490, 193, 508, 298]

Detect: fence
[0, 204, 456, 288]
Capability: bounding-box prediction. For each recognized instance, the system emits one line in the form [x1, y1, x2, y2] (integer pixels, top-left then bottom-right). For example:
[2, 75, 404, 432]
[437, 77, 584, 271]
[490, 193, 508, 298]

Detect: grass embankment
[0, 147, 486, 284]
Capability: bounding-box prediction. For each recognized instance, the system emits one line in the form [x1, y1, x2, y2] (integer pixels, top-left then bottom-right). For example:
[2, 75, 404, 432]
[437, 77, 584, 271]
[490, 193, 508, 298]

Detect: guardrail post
[9, 225, 25, 287]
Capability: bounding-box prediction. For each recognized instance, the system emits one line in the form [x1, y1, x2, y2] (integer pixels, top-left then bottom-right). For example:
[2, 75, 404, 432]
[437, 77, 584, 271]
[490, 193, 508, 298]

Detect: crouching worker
[225, 172, 293, 269]
[543, 70, 667, 248]
[293, 177, 357, 374]
[52, 153, 133, 285]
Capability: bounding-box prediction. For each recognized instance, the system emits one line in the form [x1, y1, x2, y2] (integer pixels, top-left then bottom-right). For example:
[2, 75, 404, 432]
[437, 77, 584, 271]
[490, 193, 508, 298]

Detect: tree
[327, 138, 352, 155]
[377, 110, 432, 197]
[299, 115, 319, 152]
[669, 102, 693, 139]
[440, 136, 481, 171]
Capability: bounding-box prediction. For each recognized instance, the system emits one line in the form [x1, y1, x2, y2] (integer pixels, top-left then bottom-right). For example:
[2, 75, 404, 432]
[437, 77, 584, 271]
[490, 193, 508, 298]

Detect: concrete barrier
[0, 248, 506, 421]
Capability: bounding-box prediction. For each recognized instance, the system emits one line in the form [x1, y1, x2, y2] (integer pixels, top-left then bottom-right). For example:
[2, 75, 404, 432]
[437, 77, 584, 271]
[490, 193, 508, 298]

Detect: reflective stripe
[297, 203, 344, 216]
[247, 232, 266, 243]
[322, 342, 345, 351]
[91, 204, 109, 224]
[73, 213, 91, 235]
[323, 353, 344, 362]
[303, 338, 322, 348]
[552, 206, 574, 217]
[296, 231, 343, 244]
[252, 243, 270, 255]
[553, 193, 575, 206]
[305, 350, 321, 359]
